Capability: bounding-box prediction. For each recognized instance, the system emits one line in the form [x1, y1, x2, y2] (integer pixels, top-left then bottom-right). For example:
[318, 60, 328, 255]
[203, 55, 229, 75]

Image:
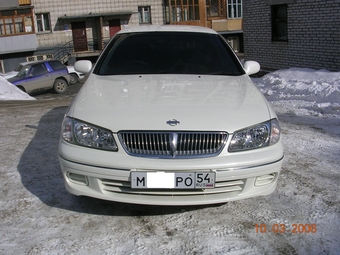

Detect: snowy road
[0, 69, 339, 254]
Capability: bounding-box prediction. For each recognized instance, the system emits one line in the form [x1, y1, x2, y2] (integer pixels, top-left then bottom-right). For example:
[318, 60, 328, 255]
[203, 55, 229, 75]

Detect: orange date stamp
[255, 224, 317, 234]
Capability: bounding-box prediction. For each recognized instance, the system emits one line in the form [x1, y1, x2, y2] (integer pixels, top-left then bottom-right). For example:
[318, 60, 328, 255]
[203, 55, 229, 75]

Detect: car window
[14, 64, 24, 72]
[95, 32, 244, 76]
[16, 66, 31, 77]
[30, 64, 48, 77]
[49, 61, 66, 71]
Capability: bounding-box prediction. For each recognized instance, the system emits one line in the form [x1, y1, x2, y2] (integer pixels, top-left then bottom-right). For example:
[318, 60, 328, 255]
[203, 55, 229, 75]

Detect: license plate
[131, 171, 215, 189]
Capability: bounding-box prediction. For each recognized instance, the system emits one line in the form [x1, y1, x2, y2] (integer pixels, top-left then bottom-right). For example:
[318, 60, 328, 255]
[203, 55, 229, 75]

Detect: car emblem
[166, 119, 180, 126]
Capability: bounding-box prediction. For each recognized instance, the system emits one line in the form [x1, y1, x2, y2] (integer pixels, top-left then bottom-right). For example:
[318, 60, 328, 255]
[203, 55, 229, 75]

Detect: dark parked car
[8, 60, 70, 94]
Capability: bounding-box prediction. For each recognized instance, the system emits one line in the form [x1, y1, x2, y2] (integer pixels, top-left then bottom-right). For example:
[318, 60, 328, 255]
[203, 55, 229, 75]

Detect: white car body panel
[121, 25, 218, 34]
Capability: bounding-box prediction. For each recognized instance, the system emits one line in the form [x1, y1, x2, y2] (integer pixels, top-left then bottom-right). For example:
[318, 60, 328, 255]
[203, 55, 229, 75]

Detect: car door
[24, 63, 51, 93]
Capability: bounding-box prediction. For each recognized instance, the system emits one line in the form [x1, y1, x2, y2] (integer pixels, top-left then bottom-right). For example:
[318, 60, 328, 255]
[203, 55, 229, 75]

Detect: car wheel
[69, 73, 78, 85]
[53, 79, 68, 94]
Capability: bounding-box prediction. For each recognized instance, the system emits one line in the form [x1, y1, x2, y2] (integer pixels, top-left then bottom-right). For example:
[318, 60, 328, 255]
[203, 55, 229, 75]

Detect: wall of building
[0, 0, 18, 8]
[32, 0, 165, 48]
[0, 34, 37, 54]
[243, 0, 340, 71]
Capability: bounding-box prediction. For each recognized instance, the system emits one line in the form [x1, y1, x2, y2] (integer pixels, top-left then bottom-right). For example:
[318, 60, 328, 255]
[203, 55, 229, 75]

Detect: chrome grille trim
[118, 131, 228, 158]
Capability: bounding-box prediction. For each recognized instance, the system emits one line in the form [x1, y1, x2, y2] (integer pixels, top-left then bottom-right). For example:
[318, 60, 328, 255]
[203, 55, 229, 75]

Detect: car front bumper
[58, 141, 284, 205]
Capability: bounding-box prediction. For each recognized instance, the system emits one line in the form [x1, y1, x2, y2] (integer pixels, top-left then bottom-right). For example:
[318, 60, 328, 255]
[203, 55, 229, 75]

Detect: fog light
[67, 172, 88, 186]
[255, 173, 276, 186]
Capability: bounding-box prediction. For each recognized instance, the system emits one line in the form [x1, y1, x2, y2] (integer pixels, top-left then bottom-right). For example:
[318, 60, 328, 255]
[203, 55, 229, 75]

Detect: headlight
[61, 116, 118, 151]
[228, 119, 281, 152]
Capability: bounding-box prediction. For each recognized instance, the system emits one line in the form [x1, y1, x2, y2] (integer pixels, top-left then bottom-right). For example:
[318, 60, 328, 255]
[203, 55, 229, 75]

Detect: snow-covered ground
[0, 68, 339, 254]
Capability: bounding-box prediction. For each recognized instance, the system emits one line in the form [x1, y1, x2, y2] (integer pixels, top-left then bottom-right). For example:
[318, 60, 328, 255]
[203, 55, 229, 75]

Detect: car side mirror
[74, 60, 92, 74]
[243, 61, 260, 75]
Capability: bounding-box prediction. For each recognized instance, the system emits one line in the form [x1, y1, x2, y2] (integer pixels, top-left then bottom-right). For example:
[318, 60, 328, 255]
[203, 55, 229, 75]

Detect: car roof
[19, 61, 39, 66]
[20, 60, 61, 66]
[117, 25, 218, 35]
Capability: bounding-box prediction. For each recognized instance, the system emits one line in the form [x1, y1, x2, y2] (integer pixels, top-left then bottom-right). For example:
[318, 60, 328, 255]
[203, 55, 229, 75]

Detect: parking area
[0, 71, 339, 254]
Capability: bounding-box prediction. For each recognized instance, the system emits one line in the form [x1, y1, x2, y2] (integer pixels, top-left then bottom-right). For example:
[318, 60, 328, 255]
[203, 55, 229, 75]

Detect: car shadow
[17, 106, 223, 216]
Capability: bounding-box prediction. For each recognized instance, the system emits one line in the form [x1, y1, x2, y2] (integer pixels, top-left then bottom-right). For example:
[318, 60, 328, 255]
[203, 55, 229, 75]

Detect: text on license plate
[130, 172, 215, 189]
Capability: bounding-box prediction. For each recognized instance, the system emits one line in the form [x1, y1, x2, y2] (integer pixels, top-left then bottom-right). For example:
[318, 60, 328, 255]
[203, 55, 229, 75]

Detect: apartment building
[243, 0, 340, 71]
[0, 0, 244, 73]
[165, 0, 244, 53]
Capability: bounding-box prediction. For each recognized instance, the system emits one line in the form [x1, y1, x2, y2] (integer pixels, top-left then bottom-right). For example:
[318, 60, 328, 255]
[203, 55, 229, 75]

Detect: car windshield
[16, 66, 31, 77]
[14, 64, 24, 72]
[95, 32, 244, 76]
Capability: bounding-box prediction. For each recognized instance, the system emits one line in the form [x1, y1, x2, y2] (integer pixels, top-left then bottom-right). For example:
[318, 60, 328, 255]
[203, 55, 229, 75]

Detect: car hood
[67, 74, 273, 132]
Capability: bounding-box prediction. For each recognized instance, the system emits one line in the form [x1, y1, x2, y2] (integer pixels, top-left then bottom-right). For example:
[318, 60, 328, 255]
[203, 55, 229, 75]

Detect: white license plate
[131, 172, 215, 189]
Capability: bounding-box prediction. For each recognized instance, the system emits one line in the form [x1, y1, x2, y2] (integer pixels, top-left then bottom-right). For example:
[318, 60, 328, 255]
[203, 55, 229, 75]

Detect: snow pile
[0, 76, 35, 100]
[253, 68, 340, 117]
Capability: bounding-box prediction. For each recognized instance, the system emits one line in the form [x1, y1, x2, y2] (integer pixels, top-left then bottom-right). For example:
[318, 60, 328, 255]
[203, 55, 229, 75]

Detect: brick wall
[243, 0, 340, 71]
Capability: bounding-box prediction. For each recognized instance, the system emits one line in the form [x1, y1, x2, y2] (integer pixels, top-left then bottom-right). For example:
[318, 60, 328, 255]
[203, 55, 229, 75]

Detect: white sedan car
[59, 25, 283, 206]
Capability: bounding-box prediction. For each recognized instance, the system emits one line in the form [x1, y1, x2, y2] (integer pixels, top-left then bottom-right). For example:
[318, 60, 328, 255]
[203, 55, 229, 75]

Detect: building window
[206, 0, 226, 17]
[227, 0, 242, 19]
[272, 5, 288, 41]
[0, 8, 34, 36]
[138, 6, 151, 24]
[168, 0, 200, 22]
[227, 36, 239, 52]
[36, 13, 51, 32]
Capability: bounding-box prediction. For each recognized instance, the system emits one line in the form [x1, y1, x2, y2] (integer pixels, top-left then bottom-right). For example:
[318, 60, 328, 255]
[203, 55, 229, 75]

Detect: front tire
[53, 79, 68, 94]
[69, 73, 78, 85]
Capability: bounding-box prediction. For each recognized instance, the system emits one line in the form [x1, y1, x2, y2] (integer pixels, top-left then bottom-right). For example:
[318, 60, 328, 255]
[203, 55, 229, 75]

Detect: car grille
[118, 131, 228, 158]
